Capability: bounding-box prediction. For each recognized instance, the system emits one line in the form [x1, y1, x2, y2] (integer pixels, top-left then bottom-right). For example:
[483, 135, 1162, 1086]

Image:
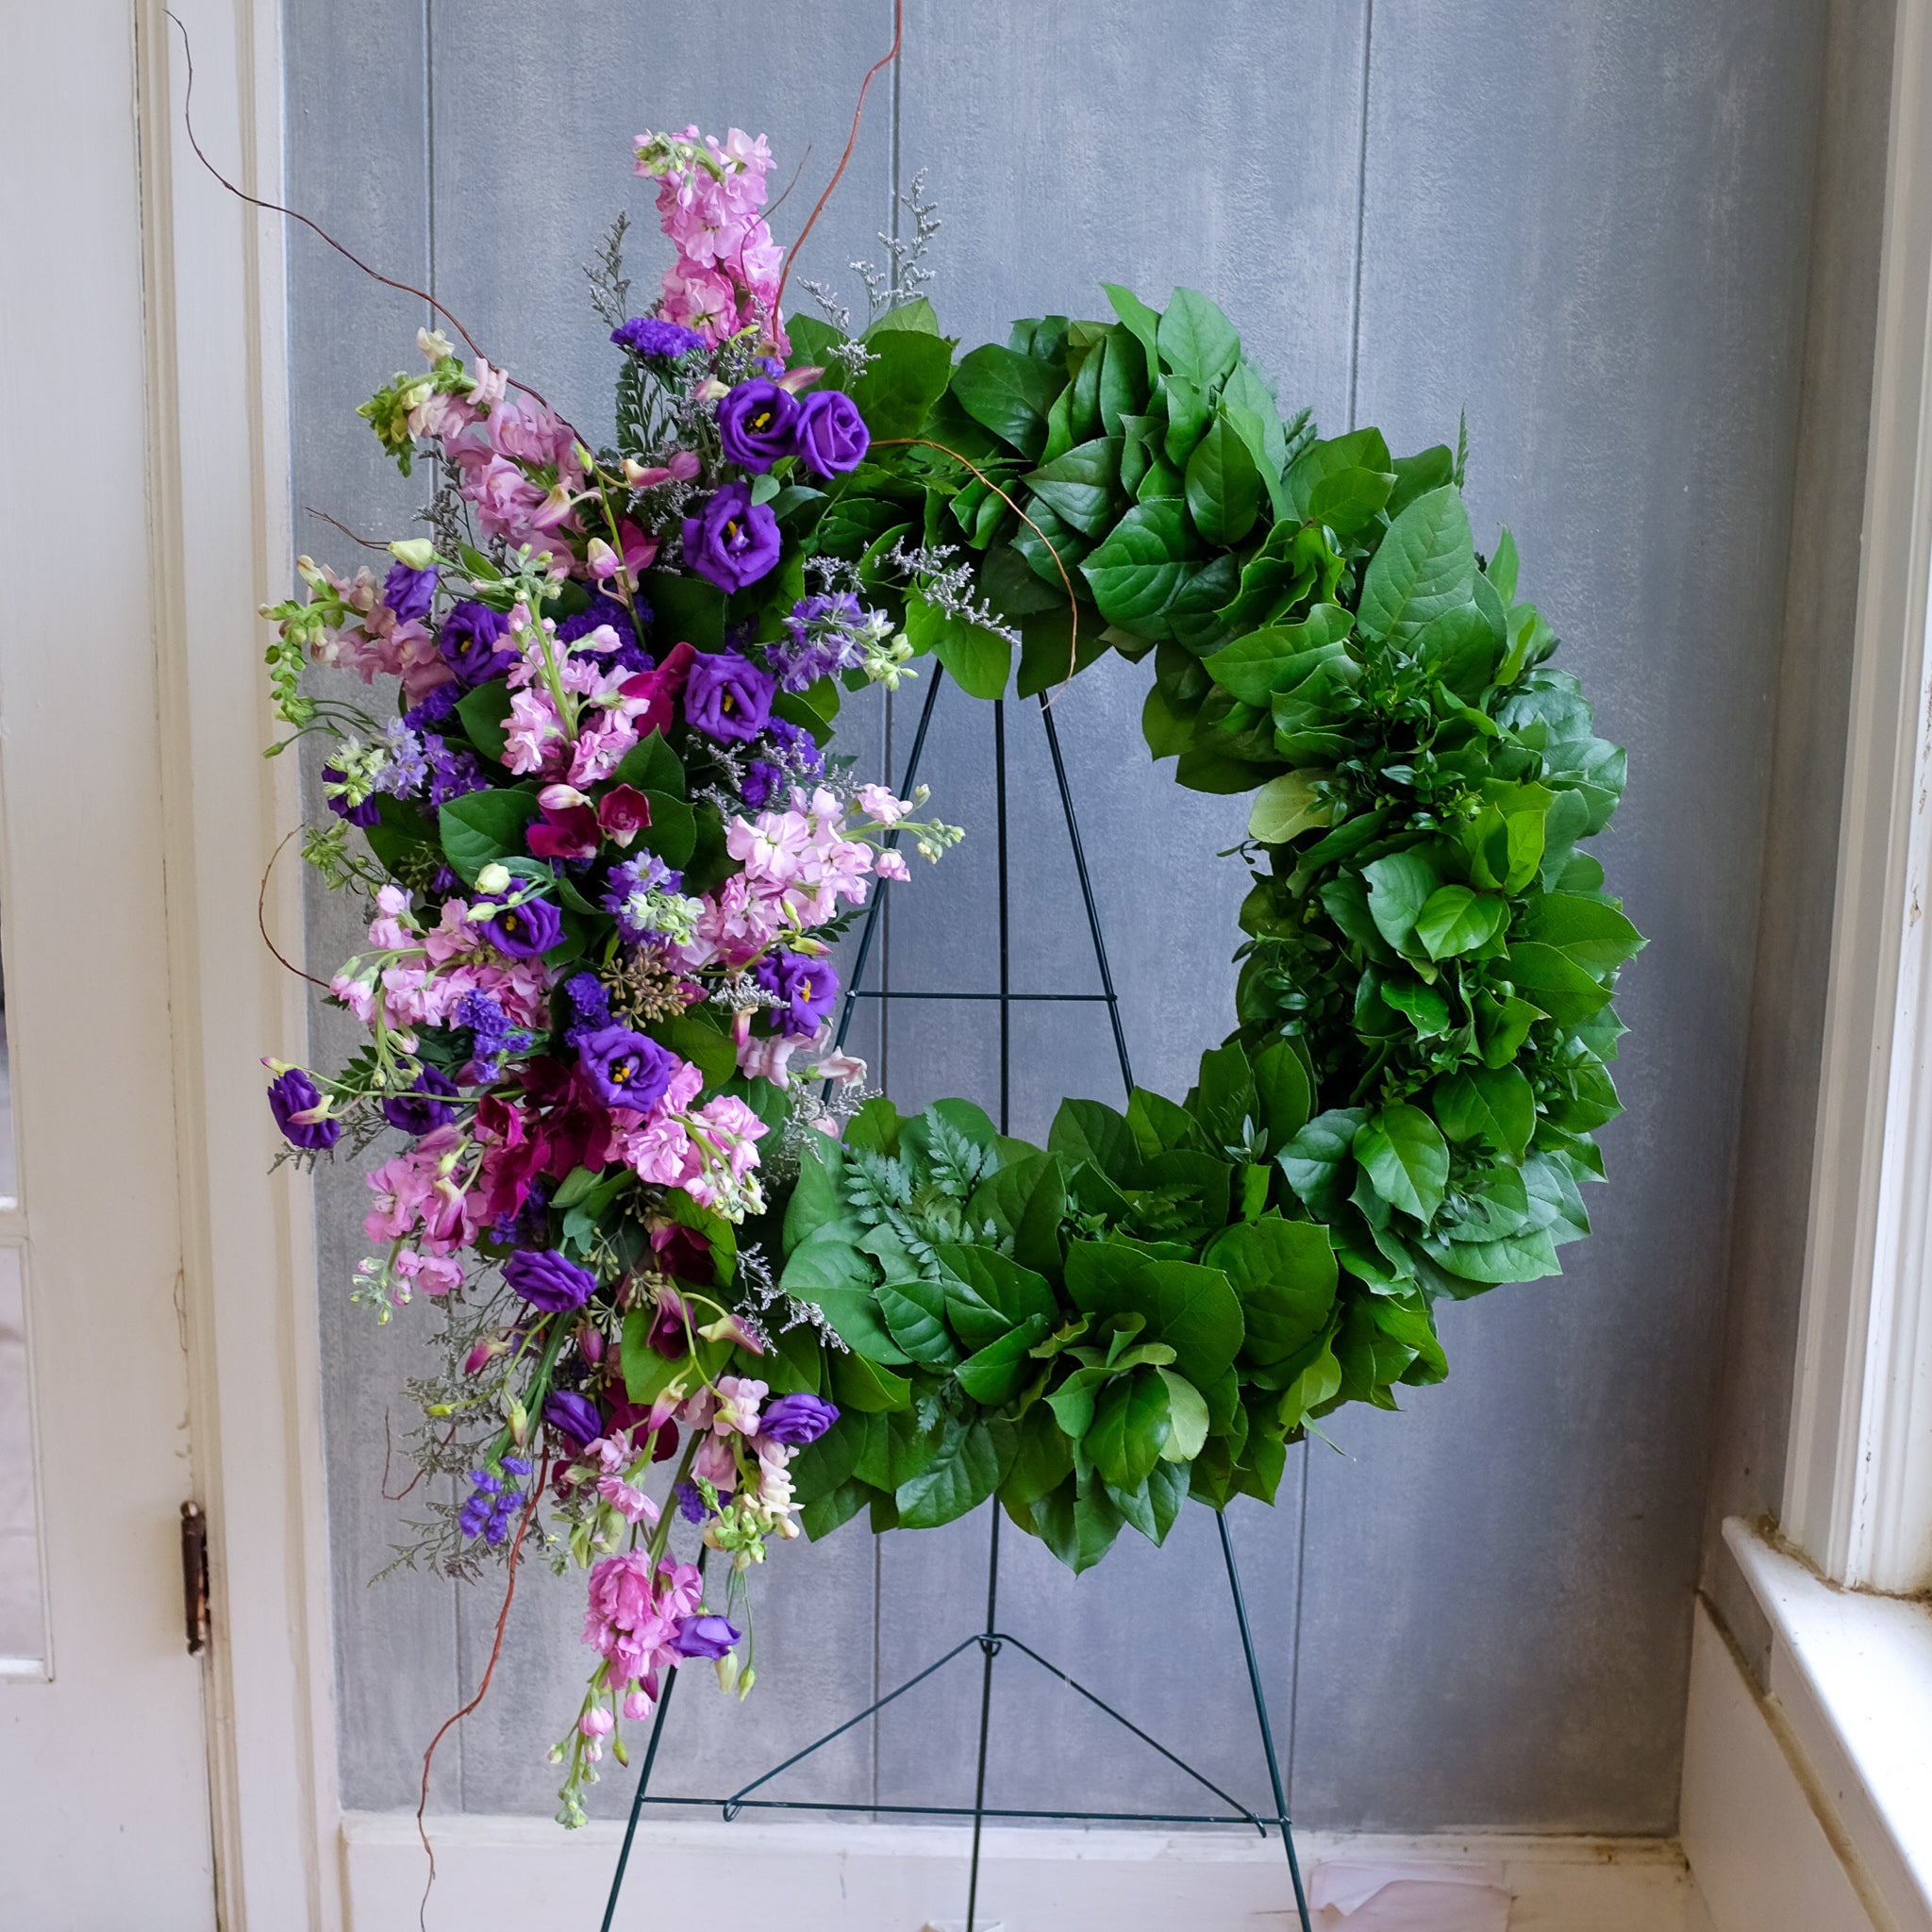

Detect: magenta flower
[596, 785, 652, 846]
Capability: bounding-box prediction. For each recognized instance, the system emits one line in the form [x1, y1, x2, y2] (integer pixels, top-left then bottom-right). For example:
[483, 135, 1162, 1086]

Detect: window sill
[1724, 1518, 1932, 1932]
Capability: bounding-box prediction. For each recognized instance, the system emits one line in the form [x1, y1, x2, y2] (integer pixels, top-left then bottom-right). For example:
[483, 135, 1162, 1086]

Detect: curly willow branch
[415, 1456, 549, 1928]
[164, 10, 560, 417]
[259, 827, 331, 991]
[774, 0, 905, 314]
[873, 436, 1083, 695]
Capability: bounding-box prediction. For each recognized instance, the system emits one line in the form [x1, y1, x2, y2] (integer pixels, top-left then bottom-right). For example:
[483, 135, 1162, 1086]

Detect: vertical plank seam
[874, 3, 905, 1818]
[423, 0, 464, 1818]
[1292, 0, 1375, 1814]
[1345, 0, 1374, 437]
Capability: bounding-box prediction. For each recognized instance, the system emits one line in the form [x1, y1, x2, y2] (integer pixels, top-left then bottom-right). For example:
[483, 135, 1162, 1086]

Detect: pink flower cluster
[582, 1550, 703, 1721]
[331, 887, 550, 1035]
[634, 126, 785, 349]
[309, 563, 446, 701]
[682, 1375, 796, 1520]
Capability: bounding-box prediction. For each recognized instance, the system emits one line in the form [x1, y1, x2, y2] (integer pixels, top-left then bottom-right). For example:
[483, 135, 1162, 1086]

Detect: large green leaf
[1248, 771, 1331, 845]
[898, 1416, 1014, 1527]
[1203, 606, 1355, 706]
[1362, 851, 1441, 955]
[453, 680, 513, 761]
[1414, 884, 1508, 959]
[1505, 941, 1613, 1026]
[848, 327, 955, 440]
[904, 591, 1010, 700]
[1029, 1469, 1125, 1573]
[954, 1314, 1051, 1405]
[1100, 282, 1162, 378]
[1183, 414, 1262, 546]
[1523, 893, 1646, 976]
[1047, 1098, 1138, 1181]
[1354, 1105, 1449, 1223]
[780, 1240, 909, 1363]
[1278, 1108, 1366, 1219]
[1087, 1368, 1172, 1490]
[1079, 500, 1202, 635]
[1067, 1257, 1244, 1386]
[1434, 1064, 1535, 1158]
[875, 1277, 962, 1366]
[1024, 437, 1123, 538]
[1357, 485, 1475, 641]
[438, 789, 539, 883]
[1156, 288, 1241, 387]
[950, 343, 1062, 457]
[1204, 1218, 1339, 1364]
[935, 1246, 1059, 1344]
[1253, 1041, 1314, 1151]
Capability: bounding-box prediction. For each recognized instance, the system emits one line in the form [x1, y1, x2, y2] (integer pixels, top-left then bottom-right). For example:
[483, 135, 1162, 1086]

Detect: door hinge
[180, 1501, 209, 1655]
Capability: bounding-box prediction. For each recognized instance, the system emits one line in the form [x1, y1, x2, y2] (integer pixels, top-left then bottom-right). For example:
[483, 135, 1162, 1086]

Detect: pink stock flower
[874, 849, 911, 883]
[504, 688, 567, 774]
[713, 1375, 768, 1438]
[396, 1251, 463, 1297]
[858, 784, 912, 824]
[691, 1095, 768, 1178]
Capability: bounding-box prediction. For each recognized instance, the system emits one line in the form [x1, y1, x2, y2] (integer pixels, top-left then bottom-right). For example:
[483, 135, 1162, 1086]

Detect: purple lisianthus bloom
[671, 1614, 741, 1659]
[439, 600, 516, 689]
[680, 482, 781, 592]
[611, 317, 708, 361]
[758, 1392, 840, 1445]
[577, 1024, 677, 1112]
[683, 648, 774, 744]
[381, 1063, 459, 1135]
[717, 378, 800, 472]
[268, 1067, 340, 1151]
[382, 559, 438, 624]
[793, 390, 870, 476]
[754, 949, 840, 1038]
[478, 895, 563, 958]
[543, 1391, 603, 1447]
[505, 1247, 596, 1313]
[322, 767, 381, 827]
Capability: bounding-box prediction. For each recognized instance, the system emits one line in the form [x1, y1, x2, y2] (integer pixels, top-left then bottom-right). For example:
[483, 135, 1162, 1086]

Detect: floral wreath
[263, 122, 1640, 1826]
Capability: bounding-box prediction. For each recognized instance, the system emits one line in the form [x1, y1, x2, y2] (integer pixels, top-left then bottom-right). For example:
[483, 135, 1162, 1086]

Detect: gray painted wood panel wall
[288, 0, 1829, 1831]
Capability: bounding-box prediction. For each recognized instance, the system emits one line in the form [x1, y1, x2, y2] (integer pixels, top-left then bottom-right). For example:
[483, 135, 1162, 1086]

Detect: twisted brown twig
[774, 0, 905, 314]
[258, 827, 331, 991]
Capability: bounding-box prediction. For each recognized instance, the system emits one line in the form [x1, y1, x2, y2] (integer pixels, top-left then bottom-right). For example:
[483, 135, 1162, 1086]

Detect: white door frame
[137, 0, 343, 1923]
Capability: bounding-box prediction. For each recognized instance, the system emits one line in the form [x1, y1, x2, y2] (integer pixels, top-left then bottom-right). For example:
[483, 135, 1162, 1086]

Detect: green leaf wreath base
[649, 287, 1641, 1574]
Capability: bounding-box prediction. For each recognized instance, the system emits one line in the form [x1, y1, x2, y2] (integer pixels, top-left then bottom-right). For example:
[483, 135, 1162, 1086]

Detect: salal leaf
[1024, 436, 1123, 538]
[950, 343, 1062, 457]
[1203, 1218, 1339, 1365]
[1505, 941, 1613, 1026]
[1086, 1368, 1172, 1490]
[1183, 413, 1262, 546]
[1523, 893, 1646, 975]
[1157, 1371, 1210, 1461]
[1156, 287, 1241, 387]
[1079, 500, 1200, 635]
[1434, 1064, 1536, 1158]
[897, 1416, 1014, 1528]
[1357, 485, 1476, 641]
[875, 1277, 962, 1366]
[1354, 1104, 1449, 1223]
[1278, 1108, 1366, 1219]
[1414, 883, 1508, 959]
[1362, 851, 1441, 954]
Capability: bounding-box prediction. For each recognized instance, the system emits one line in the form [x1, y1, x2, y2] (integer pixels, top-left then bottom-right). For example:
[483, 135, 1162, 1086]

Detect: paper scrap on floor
[1308, 1859, 1511, 1930]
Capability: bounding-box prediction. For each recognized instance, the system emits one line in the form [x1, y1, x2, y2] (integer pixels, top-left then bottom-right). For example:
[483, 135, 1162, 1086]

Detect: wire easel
[600, 674, 1313, 1932]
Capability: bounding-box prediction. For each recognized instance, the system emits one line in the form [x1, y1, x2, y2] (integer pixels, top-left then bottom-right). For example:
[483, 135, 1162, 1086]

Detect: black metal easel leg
[1218, 1509, 1313, 1932]
[965, 1505, 1003, 1931]
[598, 1657, 685, 1932]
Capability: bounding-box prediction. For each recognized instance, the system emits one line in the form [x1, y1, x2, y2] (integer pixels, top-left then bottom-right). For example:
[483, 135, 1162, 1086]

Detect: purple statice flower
[322, 765, 381, 827]
[268, 1067, 340, 1151]
[504, 1248, 597, 1313]
[768, 716, 823, 774]
[680, 482, 780, 592]
[543, 1391, 603, 1447]
[378, 719, 430, 798]
[562, 972, 611, 1046]
[754, 949, 840, 1038]
[456, 989, 510, 1070]
[602, 853, 683, 944]
[684, 648, 774, 743]
[439, 600, 516, 689]
[382, 559, 439, 624]
[424, 736, 487, 806]
[577, 1025, 677, 1112]
[758, 1392, 840, 1445]
[794, 390, 870, 475]
[675, 1479, 708, 1524]
[402, 682, 459, 731]
[477, 895, 563, 958]
[717, 377, 799, 472]
[671, 1614, 741, 1659]
[771, 591, 865, 691]
[459, 1455, 533, 1544]
[741, 759, 785, 810]
[611, 317, 708, 361]
[380, 1063, 459, 1135]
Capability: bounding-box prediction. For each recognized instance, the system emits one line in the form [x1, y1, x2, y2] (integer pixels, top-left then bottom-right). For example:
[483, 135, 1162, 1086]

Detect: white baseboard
[342, 1808, 1708, 1930]
[1680, 1596, 1885, 1932]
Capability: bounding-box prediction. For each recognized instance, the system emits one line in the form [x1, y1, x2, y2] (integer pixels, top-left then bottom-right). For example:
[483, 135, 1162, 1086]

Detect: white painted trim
[1714, 1519, 1932, 1932]
[136, 0, 343, 1924]
[341, 1811, 1709, 1931]
[1785, 0, 1932, 1593]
